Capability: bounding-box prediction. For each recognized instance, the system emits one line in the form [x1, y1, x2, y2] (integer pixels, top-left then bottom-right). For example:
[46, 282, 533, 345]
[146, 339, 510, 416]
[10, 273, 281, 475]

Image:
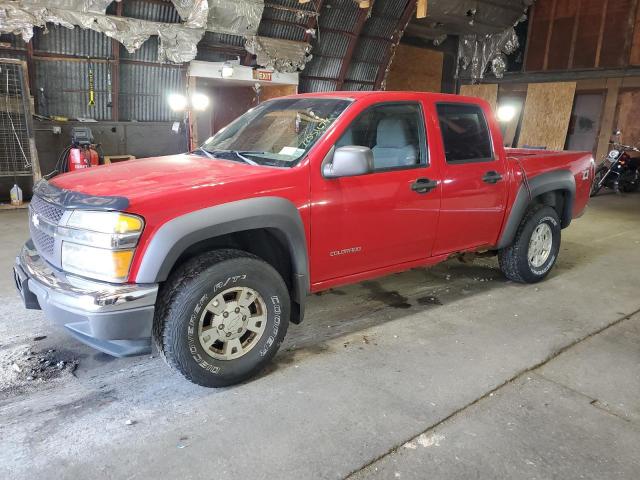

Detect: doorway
[565, 92, 605, 154]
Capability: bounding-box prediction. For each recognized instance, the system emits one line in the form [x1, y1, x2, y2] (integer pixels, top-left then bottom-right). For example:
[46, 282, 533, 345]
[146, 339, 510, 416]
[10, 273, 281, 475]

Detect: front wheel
[154, 249, 290, 387]
[590, 167, 606, 196]
[498, 205, 561, 283]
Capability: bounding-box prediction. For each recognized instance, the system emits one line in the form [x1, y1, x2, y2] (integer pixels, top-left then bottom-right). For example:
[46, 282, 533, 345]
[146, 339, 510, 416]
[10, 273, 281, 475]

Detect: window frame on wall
[335, 101, 429, 173]
[436, 102, 495, 164]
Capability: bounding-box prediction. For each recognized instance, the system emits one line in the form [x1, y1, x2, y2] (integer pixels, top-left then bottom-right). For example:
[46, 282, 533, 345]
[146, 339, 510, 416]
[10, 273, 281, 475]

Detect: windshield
[200, 98, 351, 167]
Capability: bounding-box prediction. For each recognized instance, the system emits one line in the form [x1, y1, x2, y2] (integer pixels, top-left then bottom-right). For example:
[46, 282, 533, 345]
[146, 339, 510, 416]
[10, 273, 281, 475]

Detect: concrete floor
[0, 192, 639, 479]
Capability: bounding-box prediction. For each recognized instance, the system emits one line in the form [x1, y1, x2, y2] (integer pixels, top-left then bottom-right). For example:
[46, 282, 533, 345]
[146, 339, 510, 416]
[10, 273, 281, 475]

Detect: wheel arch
[497, 170, 575, 249]
[136, 197, 309, 323]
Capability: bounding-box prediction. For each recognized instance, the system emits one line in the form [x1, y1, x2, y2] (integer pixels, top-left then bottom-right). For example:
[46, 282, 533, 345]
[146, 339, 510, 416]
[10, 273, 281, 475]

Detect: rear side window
[436, 103, 493, 163]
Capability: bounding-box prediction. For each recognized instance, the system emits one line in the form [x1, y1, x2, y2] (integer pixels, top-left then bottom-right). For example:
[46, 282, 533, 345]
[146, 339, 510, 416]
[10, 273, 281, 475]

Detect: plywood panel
[614, 89, 640, 146]
[518, 82, 577, 150]
[459, 84, 498, 112]
[385, 44, 443, 92]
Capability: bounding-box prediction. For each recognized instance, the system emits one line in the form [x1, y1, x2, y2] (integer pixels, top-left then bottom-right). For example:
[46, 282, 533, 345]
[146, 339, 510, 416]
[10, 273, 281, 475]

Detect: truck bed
[506, 148, 594, 220]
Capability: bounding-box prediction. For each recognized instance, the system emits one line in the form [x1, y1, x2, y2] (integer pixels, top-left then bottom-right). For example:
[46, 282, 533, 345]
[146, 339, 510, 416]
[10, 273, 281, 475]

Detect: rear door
[431, 101, 509, 255]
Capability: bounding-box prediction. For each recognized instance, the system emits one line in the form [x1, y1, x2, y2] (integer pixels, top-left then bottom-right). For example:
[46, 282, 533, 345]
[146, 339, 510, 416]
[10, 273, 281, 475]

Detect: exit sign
[253, 70, 273, 81]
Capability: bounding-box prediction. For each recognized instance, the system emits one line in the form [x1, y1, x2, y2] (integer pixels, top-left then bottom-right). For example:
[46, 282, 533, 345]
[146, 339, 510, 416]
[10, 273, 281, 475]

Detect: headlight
[59, 211, 144, 283]
[62, 243, 135, 282]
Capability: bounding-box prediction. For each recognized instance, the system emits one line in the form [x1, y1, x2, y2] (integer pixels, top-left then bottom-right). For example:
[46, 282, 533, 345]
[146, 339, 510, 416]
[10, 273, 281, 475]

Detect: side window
[336, 103, 426, 170]
[436, 103, 493, 163]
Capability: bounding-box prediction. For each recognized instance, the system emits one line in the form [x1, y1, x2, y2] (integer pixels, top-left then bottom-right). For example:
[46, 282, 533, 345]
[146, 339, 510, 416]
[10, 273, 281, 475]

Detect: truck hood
[50, 154, 277, 203]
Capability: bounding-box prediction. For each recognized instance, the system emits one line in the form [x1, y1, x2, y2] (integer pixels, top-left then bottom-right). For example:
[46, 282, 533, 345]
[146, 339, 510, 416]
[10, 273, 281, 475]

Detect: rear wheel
[620, 176, 640, 193]
[154, 249, 290, 387]
[498, 205, 561, 284]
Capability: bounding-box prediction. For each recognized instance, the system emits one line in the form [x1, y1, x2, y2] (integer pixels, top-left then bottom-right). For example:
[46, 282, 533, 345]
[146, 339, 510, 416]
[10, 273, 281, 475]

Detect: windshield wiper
[195, 148, 264, 166]
[231, 151, 260, 166]
[192, 147, 215, 159]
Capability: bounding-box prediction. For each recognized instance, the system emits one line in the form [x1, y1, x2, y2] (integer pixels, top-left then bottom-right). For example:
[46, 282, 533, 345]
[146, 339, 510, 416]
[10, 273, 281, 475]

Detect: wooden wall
[525, 0, 640, 72]
[385, 44, 443, 92]
[261, 84, 297, 102]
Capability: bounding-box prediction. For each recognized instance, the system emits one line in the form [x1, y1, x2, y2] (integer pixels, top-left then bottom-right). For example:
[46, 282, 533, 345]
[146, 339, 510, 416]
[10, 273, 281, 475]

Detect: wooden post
[542, 0, 558, 71]
[595, 78, 622, 161]
[594, 0, 610, 68]
[187, 75, 198, 149]
[416, 0, 427, 18]
[110, 0, 123, 121]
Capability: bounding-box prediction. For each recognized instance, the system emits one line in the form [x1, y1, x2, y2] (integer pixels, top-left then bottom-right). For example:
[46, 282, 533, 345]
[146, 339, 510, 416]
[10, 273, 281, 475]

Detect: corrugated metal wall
[35, 59, 112, 120]
[119, 63, 185, 121]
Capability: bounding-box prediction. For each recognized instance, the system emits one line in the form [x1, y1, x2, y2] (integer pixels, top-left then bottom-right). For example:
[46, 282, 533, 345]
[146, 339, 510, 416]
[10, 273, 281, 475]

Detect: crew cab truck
[14, 92, 594, 387]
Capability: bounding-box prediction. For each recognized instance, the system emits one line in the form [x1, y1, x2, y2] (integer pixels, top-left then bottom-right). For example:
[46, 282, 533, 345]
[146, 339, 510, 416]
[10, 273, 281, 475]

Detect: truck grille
[30, 195, 65, 224]
[32, 226, 55, 256]
[29, 195, 65, 259]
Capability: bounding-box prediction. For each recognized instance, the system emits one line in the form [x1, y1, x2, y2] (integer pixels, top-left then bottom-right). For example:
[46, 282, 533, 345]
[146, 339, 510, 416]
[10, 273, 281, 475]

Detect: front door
[309, 100, 441, 285]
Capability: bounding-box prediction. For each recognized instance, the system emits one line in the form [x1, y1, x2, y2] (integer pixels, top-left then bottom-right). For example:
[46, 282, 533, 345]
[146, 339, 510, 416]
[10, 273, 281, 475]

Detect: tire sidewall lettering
[260, 295, 281, 357]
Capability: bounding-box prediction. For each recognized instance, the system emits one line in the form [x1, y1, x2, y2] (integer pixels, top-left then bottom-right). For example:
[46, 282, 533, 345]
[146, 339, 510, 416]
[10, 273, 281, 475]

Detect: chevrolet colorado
[14, 92, 594, 387]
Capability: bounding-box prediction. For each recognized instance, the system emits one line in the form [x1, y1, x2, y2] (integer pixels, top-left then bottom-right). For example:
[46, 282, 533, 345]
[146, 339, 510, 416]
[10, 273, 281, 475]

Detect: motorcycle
[591, 133, 640, 197]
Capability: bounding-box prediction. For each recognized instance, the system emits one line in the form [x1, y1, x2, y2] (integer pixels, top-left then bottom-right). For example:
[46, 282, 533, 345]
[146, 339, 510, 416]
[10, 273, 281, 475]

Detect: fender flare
[497, 170, 576, 249]
[135, 197, 309, 305]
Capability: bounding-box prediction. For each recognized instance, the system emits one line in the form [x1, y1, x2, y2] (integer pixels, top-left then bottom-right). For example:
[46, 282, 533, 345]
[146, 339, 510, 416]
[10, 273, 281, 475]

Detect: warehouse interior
[1, 1, 640, 479]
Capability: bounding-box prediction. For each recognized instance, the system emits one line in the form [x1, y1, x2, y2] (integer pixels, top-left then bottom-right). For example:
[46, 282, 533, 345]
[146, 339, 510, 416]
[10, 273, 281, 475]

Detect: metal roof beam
[335, 5, 371, 90]
[374, 0, 416, 89]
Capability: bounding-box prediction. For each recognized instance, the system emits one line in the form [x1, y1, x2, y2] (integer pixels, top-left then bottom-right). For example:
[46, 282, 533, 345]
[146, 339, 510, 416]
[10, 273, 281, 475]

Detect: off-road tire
[590, 167, 606, 197]
[620, 180, 640, 193]
[498, 205, 561, 284]
[153, 249, 290, 387]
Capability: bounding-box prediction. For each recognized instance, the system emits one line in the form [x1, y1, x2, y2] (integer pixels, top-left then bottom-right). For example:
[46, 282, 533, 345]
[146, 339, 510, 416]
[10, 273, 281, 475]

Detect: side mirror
[323, 146, 374, 178]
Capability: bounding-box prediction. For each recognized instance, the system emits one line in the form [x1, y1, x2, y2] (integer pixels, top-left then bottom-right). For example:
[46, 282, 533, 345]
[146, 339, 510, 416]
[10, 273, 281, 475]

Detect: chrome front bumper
[14, 241, 158, 357]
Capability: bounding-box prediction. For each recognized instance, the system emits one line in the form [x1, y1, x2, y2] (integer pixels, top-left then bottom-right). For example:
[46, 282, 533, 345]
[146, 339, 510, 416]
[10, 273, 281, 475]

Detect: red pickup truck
[14, 91, 594, 387]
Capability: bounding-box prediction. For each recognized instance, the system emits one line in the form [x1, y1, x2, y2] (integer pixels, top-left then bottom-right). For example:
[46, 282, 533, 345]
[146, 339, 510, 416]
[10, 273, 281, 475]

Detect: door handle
[482, 171, 503, 184]
[411, 178, 438, 194]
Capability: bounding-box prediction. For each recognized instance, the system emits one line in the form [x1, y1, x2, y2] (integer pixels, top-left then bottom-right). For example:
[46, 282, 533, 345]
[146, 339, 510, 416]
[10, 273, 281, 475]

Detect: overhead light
[168, 93, 187, 112]
[497, 104, 517, 123]
[221, 62, 234, 78]
[191, 92, 210, 111]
